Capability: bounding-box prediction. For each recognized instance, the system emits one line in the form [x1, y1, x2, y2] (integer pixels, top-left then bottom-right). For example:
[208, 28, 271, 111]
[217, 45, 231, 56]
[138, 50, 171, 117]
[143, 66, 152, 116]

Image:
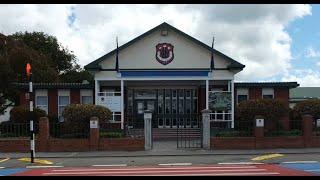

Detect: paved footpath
[3, 164, 314, 176]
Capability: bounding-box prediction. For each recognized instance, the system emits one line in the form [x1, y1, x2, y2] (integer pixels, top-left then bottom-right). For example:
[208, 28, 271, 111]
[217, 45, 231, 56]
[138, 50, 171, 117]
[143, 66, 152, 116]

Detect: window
[35, 90, 48, 114]
[262, 88, 274, 99]
[58, 90, 70, 122]
[80, 90, 93, 104]
[237, 88, 248, 104]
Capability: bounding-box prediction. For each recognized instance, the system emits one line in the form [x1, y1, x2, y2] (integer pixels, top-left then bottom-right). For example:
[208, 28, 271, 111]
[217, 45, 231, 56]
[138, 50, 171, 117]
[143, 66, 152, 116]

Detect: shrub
[293, 100, 320, 119]
[236, 99, 288, 126]
[9, 106, 46, 123]
[62, 104, 112, 123]
[265, 129, 302, 137]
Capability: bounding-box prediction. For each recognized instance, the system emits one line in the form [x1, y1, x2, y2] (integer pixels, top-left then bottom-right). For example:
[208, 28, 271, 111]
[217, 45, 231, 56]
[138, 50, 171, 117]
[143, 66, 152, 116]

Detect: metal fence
[210, 120, 253, 137]
[49, 122, 89, 138]
[0, 122, 38, 138]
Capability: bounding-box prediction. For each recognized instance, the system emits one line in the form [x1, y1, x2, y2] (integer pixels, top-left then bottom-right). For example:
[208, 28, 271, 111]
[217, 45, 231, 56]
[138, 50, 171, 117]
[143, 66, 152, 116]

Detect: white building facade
[85, 22, 245, 130]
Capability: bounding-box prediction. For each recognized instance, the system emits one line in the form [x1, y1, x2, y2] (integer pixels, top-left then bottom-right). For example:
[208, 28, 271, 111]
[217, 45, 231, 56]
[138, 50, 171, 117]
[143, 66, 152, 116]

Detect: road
[1, 153, 320, 176]
[2, 164, 315, 176]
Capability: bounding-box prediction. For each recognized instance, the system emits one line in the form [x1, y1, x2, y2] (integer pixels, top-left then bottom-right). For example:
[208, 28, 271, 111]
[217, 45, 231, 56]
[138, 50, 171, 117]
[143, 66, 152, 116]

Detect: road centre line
[26, 165, 64, 168]
[52, 166, 258, 172]
[92, 164, 127, 167]
[43, 169, 269, 175]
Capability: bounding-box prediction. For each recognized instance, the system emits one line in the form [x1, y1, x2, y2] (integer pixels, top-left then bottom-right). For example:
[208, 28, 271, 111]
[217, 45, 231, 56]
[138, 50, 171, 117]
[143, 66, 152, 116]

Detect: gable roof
[84, 22, 245, 71]
[290, 87, 320, 99]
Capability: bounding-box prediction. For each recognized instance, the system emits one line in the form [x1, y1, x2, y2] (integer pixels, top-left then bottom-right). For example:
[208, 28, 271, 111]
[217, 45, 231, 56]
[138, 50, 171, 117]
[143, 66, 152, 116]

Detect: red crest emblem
[155, 43, 174, 65]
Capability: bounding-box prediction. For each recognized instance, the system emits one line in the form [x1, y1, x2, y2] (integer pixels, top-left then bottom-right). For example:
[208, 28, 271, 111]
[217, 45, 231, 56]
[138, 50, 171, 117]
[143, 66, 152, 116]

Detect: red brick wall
[99, 138, 144, 151]
[0, 138, 30, 152]
[19, 92, 28, 106]
[47, 139, 90, 152]
[48, 89, 58, 116]
[274, 88, 289, 107]
[249, 88, 262, 100]
[211, 137, 255, 149]
[70, 89, 80, 104]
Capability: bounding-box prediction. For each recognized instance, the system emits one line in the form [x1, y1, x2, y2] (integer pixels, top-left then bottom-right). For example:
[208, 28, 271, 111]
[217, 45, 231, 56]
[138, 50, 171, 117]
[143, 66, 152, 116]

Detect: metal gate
[176, 114, 203, 149]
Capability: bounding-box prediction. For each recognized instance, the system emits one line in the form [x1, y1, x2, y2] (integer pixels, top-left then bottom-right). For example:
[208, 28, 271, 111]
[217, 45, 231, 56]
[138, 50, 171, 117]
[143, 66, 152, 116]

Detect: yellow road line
[18, 158, 53, 165]
[0, 158, 10, 163]
[251, 154, 284, 161]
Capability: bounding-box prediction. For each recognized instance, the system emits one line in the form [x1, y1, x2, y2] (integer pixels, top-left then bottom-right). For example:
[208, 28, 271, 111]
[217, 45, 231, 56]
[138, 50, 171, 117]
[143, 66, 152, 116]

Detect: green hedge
[100, 132, 124, 138]
[293, 100, 320, 119]
[265, 129, 302, 137]
[215, 130, 252, 137]
[62, 104, 112, 123]
[10, 106, 46, 123]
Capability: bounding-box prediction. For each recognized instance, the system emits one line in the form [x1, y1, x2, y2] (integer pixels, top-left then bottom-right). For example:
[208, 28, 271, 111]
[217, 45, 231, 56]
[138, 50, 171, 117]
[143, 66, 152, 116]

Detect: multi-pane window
[80, 89, 93, 104]
[237, 88, 248, 104]
[58, 90, 70, 122]
[35, 90, 48, 114]
[262, 88, 274, 99]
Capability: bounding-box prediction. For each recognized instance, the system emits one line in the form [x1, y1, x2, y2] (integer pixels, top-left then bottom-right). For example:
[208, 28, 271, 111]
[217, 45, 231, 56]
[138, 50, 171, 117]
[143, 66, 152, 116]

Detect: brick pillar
[254, 116, 264, 149]
[90, 117, 99, 150]
[302, 115, 313, 148]
[38, 117, 50, 151]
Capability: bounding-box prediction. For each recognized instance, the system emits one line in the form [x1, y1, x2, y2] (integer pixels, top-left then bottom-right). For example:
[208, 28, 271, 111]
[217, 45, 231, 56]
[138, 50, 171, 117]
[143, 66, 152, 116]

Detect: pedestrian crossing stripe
[0, 158, 10, 163]
[18, 158, 53, 165]
[251, 154, 283, 161]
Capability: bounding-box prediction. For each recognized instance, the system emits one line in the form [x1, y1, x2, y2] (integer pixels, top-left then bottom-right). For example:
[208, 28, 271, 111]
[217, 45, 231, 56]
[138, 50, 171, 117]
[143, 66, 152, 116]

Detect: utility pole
[26, 63, 35, 163]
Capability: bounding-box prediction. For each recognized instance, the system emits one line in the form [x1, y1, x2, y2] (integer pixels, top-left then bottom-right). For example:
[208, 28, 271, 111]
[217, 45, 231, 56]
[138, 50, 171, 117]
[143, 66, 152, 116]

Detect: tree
[59, 69, 94, 83]
[9, 32, 78, 73]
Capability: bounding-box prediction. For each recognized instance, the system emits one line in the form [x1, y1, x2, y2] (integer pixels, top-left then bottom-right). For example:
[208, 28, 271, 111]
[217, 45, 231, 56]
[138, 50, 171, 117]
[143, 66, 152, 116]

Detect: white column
[231, 79, 235, 128]
[121, 80, 124, 130]
[94, 80, 99, 105]
[206, 79, 209, 109]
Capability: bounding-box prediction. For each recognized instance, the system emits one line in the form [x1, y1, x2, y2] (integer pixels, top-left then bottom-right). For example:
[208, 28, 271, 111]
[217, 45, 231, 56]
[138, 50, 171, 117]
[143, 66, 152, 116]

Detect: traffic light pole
[28, 72, 35, 163]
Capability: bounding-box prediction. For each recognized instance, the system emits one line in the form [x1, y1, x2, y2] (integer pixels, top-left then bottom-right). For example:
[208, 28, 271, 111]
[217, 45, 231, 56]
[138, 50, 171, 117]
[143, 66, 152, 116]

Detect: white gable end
[99, 29, 231, 70]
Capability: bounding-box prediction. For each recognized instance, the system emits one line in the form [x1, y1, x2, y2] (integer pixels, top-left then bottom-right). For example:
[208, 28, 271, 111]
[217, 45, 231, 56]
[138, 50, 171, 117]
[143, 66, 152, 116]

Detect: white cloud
[305, 46, 320, 58]
[0, 4, 312, 82]
[282, 69, 320, 87]
[317, 62, 320, 67]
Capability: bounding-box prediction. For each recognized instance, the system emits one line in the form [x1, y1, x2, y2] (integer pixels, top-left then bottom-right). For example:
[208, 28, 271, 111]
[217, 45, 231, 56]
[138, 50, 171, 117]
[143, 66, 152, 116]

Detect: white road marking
[26, 165, 64, 168]
[43, 169, 269, 175]
[134, 172, 280, 176]
[52, 166, 257, 172]
[305, 169, 320, 172]
[282, 161, 319, 164]
[218, 162, 264, 165]
[92, 164, 127, 167]
[158, 163, 192, 166]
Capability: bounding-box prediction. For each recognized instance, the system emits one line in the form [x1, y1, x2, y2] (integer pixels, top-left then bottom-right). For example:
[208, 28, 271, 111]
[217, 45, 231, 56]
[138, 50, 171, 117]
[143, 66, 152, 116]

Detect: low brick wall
[0, 138, 30, 152]
[99, 138, 144, 151]
[47, 138, 90, 152]
[211, 137, 255, 149]
[0, 117, 145, 152]
[211, 136, 320, 149]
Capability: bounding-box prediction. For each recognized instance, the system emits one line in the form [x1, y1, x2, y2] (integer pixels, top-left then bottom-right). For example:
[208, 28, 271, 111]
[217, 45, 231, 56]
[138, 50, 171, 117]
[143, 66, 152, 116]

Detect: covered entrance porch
[94, 79, 235, 132]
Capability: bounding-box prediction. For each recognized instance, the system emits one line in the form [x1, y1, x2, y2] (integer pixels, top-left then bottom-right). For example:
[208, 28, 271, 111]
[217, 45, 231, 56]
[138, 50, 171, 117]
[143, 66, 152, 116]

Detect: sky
[0, 4, 319, 87]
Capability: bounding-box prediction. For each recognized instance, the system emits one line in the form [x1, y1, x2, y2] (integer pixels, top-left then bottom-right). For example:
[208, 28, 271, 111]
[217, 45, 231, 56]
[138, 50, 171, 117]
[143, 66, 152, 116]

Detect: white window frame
[80, 89, 93, 104]
[262, 88, 274, 99]
[35, 89, 48, 114]
[58, 90, 70, 121]
[236, 88, 248, 104]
